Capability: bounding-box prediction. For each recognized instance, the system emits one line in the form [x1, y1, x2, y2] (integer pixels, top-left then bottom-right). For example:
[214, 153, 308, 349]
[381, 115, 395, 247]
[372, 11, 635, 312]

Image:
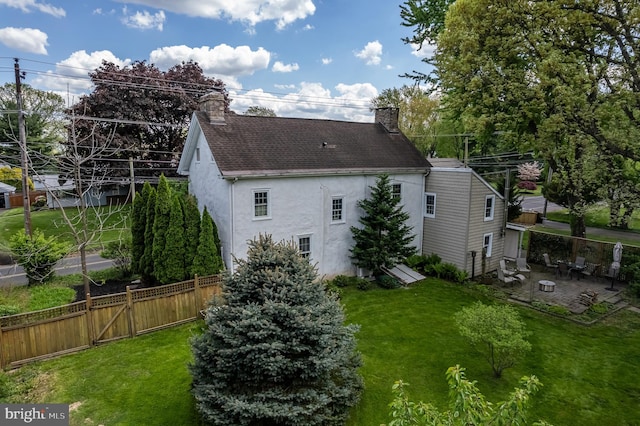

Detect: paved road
[0, 252, 115, 286]
[521, 195, 563, 213]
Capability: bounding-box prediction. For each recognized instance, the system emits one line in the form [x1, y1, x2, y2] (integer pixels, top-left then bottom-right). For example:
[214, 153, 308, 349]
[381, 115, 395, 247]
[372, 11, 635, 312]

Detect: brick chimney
[375, 107, 399, 133]
[199, 89, 225, 124]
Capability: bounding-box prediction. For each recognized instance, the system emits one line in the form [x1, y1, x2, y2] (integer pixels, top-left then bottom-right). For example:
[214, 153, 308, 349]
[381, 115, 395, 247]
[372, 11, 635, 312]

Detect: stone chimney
[199, 89, 225, 124]
[375, 107, 399, 133]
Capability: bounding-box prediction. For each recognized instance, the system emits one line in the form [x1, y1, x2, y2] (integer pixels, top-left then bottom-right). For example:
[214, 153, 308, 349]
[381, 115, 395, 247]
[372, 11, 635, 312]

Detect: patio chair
[575, 256, 586, 268]
[601, 263, 618, 282]
[499, 259, 516, 276]
[497, 267, 525, 286]
[543, 253, 558, 273]
[557, 261, 571, 279]
[580, 262, 599, 280]
[516, 257, 531, 278]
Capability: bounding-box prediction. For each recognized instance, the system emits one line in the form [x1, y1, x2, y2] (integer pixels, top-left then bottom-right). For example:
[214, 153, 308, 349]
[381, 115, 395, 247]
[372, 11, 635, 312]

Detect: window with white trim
[424, 192, 436, 218]
[483, 233, 493, 257]
[331, 197, 344, 223]
[253, 189, 270, 219]
[298, 235, 311, 259]
[392, 183, 402, 200]
[484, 195, 495, 221]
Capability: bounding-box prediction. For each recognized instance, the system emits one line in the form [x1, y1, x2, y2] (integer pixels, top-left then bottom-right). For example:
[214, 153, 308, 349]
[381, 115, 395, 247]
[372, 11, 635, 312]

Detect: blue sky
[0, 0, 433, 122]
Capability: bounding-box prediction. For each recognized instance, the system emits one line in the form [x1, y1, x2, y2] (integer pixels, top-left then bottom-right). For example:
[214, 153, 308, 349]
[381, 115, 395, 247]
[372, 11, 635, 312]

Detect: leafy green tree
[140, 186, 157, 284]
[182, 195, 201, 276]
[455, 302, 531, 378]
[351, 174, 416, 276]
[383, 365, 549, 426]
[0, 166, 33, 191]
[151, 174, 172, 283]
[371, 85, 440, 156]
[190, 206, 222, 277]
[157, 193, 186, 284]
[0, 83, 65, 170]
[244, 106, 277, 117]
[190, 234, 363, 425]
[131, 182, 152, 274]
[9, 230, 69, 285]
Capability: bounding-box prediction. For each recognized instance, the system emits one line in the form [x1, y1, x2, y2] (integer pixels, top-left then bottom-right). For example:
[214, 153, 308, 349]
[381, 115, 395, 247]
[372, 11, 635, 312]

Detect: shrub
[404, 254, 427, 271]
[10, 230, 69, 285]
[357, 278, 372, 291]
[517, 180, 537, 191]
[377, 274, 401, 289]
[548, 305, 570, 316]
[331, 275, 351, 288]
[101, 238, 132, 279]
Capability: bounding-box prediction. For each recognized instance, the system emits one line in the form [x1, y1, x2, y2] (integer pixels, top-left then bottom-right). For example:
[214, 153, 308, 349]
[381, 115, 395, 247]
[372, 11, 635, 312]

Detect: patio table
[568, 262, 586, 280]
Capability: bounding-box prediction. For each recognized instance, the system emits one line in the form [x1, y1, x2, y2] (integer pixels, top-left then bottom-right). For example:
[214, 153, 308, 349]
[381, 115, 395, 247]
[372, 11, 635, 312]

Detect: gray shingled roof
[195, 111, 431, 178]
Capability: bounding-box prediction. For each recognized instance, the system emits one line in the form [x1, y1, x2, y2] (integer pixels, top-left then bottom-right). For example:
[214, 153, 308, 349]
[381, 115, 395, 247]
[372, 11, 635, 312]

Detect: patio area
[496, 264, 627, 314]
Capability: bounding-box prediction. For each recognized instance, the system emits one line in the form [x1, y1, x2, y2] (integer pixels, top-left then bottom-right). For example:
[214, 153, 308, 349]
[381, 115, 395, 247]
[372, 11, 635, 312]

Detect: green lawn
[3, 279, 639, 425]
[0, 206, 131, 252]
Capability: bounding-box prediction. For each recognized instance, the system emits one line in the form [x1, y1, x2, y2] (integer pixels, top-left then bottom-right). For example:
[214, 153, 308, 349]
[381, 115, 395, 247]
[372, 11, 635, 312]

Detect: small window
[298, 236, 311, 259]
[331, 197, 344, 222]
[483, 233, 493, 257]
[484, 195, 495, 221]
[424, 192, 436, 218]
[195, 147, 201, 162]
[392, 183, 402, 200]
[253, 190, 270, 219]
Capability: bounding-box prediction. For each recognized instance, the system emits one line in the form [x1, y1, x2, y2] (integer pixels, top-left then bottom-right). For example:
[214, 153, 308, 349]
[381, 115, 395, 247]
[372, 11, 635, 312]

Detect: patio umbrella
[608, 242, 623, 290]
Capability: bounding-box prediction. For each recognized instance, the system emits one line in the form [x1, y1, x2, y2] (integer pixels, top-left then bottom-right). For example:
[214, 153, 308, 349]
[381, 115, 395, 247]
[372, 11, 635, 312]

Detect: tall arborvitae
[140, 186, 157, 284]
[157, 193, 186, 284]
[350, 174, 416, 275]
[191, 207, 222, 277]
[190, 235, 363, 425]
[182, 195, 201, 277]
[131, 182, 152, 274]
[151, 174, 172, 284]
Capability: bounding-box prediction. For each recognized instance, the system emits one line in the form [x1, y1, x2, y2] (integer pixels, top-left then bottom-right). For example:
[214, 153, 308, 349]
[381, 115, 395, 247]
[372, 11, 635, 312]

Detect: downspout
[229, 178, 236, 273]
[503, 169, 510, 237]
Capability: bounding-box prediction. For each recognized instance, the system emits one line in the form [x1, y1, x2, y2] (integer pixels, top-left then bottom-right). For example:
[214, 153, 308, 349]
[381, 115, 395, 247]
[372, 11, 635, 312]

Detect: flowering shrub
[517, 180, 537, 191]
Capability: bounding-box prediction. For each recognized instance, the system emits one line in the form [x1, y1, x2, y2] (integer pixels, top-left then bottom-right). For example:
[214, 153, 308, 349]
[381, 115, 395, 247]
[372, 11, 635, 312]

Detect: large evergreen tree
[158, 193, 186, 284]
[190, 207, 222, 277]
[182, 195, 201, 277]
[190, 234, 363, 425]
[151, 174, 172, 283]
[140, 186, 157, 285]
[350, 174, 416, 276]
[131, 182, 152, 274]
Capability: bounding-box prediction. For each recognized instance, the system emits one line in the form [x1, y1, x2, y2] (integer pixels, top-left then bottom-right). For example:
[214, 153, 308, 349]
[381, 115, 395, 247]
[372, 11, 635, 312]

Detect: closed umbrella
[609, 242, 623, 290]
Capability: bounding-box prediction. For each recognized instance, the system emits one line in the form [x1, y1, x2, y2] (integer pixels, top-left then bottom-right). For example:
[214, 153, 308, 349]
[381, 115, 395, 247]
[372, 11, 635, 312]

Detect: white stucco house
[177, 91, 431, 277]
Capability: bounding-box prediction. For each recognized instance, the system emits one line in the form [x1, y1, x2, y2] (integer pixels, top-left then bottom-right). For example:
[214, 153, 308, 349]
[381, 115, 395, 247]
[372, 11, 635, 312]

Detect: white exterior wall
[184, 133, 426, 278]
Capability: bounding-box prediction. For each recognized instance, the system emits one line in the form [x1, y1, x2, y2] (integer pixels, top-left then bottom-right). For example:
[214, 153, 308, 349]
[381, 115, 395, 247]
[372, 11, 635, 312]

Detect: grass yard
[2, 279, 639, 425]
[0, 206, 131, 252]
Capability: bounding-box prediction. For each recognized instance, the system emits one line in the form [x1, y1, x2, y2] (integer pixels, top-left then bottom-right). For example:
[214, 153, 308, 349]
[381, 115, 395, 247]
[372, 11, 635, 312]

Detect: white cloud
[113, 0, 315, 29]
[411, 42, 436, 59]
[0, 0, 65, 17]
[0, 27, 48, 54]
[122, 9, 166, 30]
[302, 24, 314, 31]
[321, 57, 332, 65]
[272, 61, 299, 73]
[230, 81, 375, 122]
[31, 50, 132, 95]
[149, 44, 271, 81]
[355, 40, 383, 65]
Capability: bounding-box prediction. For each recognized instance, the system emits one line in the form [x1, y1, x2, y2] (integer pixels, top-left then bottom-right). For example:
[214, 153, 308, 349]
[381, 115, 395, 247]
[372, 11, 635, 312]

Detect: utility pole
[14, 58, 31, 237]
[129, 157, 135, 202]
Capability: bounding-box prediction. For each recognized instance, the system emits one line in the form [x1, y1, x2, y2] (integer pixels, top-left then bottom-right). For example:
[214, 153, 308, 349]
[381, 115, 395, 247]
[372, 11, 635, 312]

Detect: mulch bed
[73, 280, 146, 301]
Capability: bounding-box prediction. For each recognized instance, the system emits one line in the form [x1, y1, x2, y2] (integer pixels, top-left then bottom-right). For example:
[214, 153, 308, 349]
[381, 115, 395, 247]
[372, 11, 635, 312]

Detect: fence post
[194, 275, 202, 317]
[126, 286, 137, 337]
[85, 293, 95, 345]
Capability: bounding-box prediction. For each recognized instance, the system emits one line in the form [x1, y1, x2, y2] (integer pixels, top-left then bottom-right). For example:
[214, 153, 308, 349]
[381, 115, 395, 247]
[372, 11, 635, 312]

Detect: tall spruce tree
[190, 234, 363, 425]
[131, 182, 152, 274]
[182, 195, 201, 277]
[152, 174, 172, 283]
[191, 207, 222, 277]
[158, 193, 186, 284]
[350, 174, 416, 275]
[140, 186, 157, 284]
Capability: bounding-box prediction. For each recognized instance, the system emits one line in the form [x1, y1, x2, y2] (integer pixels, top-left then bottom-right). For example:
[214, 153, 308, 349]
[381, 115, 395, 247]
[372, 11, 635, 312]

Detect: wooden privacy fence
[0, 274, 222, 369]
